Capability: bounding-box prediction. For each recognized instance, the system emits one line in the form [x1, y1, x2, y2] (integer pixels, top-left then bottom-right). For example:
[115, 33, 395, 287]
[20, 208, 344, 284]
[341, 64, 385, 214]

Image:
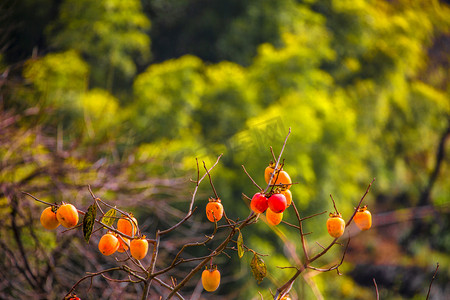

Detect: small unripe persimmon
[117, 215, 138, 237]
[40, 206, 60, 230]
[268, 193, 287, 213]
[202, 267, 221, 292]
[206, 198, 223, 222]
[56, 203, 79, 228]
[327, 213, 345, 238]
[266, 207, 283, 226]
[250, 192, 268, 214]
[354, 206, 372, 231]
[130, 237, 148, 260]
[98, 232, 119, 256]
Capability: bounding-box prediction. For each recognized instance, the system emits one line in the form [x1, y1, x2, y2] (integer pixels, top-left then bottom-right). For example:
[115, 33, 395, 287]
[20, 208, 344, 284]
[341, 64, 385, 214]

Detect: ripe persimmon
[250, 192, 268, 214]
[40, 206, 60, 230]
[56, 203, 79, 228]
[266, 207, 283, 226]
[206, 198, 223, 222]
[282, 189, 292, 207]
[130, 237, 148, 260]
[264, 162, 281, 184]
[98, 232, 119, 256]
[117, 237, 130, 253]
[354, 205, 372, 231]
[117, 214, 138, 237]
[202, 267, 221, 292]
[273, 170, 292, 189]
[327, 213, 345, 238]
[268, 193, 287, 213]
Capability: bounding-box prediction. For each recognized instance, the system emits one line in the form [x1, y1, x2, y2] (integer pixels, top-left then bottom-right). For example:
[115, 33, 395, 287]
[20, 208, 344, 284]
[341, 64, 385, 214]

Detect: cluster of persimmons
[38, 154, 373, 297]
[40, 205, 149, 261]
[202, 161, 373, 294]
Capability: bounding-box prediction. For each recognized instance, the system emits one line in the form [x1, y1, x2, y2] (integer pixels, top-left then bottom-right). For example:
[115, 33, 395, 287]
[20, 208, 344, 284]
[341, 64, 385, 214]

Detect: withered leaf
[101, 207, 117, 227]
[82, 204, 96, 243]
[250, 253, 267, 284]
[237, 230, 244, 258]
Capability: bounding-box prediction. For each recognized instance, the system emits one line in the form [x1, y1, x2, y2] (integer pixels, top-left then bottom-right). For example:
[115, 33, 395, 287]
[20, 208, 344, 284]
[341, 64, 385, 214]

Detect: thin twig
[300, 211, 327, 221]
[65, 267, 123, 298]
[373, 278, 379, 300]
[242, 165, 263, 191]
[264, 128, 291, 194]
[425, 263, 439, 300]
[345, 178, 375, 227]
[291, 201, 309, 262]
[269, 146, 277, 162]
[189, 154, 223, 212]
[21, 192, 56, 206]
[153, 277, 184, 300]
[330, 194, 339, 214]
[203, 161, 219, 199]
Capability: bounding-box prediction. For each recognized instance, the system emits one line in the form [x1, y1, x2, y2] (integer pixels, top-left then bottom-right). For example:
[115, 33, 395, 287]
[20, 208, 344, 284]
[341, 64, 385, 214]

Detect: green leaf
[101, 207, 117, 227]
[250, 253, 267, 284]
[82, 204, 96, 243]
[237, 230, 244, 258]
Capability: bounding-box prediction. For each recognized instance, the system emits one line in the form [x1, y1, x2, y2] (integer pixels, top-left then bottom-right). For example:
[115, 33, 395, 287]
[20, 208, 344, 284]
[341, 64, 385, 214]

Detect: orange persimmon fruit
[264, 162, 281, 184]
[98, 232, 119, 256]
[206, 198, 223, 222]
[273, 170, 292, 189]
[40, 206, 60, 230]
[202, 267, 221, 292]
[354, 205, 372, 231]
[117, 214, 138, 237]
[117, 237, 130, 253]
[282, 189, 292, 207]
[266, 207, 283, 226]
[327, 212, 345, 238]
[56, 203, 79, 228]
[130, 237, 148, 260]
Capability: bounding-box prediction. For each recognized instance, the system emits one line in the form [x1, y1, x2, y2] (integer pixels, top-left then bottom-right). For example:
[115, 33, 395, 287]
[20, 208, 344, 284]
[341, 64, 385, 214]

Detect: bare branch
[264, 128, 291, 194]
[345, 178, 375, 227]
[426, 263, 439, 300]
[65, 267, 123, 298]
[242, 164, 263, 191]
[329, 194, 339, 214]
[373, 278, 379, 300]
[203, 161, 219, 199]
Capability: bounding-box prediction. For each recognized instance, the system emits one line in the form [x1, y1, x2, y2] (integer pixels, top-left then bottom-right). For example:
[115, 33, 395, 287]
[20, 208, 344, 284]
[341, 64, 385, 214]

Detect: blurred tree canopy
[1, 0, 449, 299]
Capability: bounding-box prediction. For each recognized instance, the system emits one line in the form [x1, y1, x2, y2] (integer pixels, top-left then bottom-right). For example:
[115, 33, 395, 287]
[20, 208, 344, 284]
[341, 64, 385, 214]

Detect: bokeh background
[0, 0, 449, 299]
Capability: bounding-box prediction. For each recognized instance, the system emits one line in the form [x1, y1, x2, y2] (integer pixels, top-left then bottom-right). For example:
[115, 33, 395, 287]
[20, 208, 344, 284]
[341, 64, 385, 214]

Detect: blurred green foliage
[1, 0, 449, 298]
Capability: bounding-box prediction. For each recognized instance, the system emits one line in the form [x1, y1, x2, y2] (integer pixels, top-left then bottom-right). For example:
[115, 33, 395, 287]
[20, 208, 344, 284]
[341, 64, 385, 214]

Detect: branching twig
[264, 128, 291, 194]
[329, 194, 339, 214]
[65, 267, 123, 298]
